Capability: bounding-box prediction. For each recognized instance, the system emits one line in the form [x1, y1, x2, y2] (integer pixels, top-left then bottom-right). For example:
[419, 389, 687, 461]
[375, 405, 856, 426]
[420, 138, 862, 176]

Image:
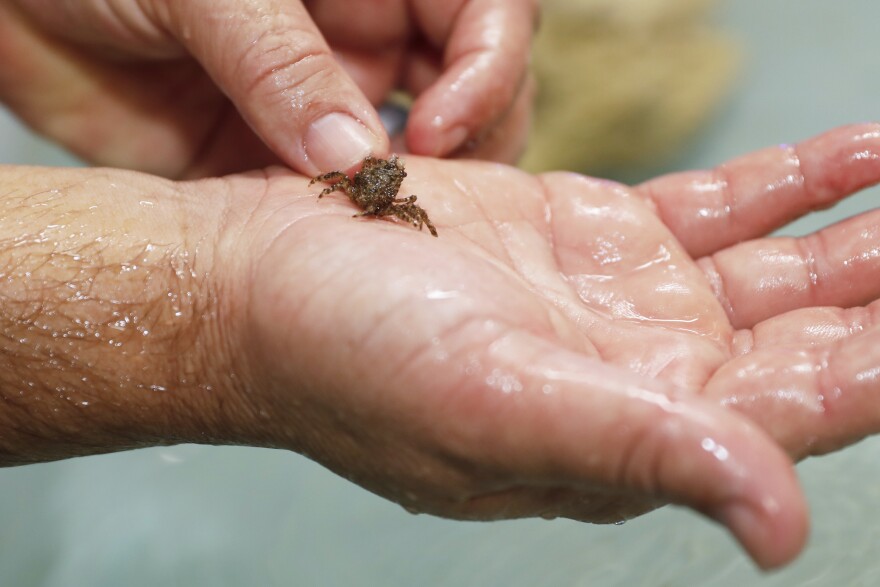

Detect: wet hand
[216, 124, 880, 569]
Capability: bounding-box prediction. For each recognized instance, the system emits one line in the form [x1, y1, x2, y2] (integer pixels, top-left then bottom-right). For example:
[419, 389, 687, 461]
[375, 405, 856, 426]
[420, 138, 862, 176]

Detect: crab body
[310, 155, 438, 237]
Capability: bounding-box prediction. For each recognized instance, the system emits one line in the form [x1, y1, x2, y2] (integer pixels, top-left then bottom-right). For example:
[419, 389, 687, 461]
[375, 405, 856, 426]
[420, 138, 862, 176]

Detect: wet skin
[1, 125, 880, 570]
[0, 0, 537, 177]
[234, 124, 880, 569]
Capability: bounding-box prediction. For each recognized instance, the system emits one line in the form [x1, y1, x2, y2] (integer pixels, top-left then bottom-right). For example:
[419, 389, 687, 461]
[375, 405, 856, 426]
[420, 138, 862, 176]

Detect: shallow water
[1, 1, 880, 585]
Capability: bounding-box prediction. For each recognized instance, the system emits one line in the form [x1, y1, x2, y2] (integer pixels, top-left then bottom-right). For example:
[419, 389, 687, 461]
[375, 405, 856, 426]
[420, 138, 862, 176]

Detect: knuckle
[234, 26, 337, 102]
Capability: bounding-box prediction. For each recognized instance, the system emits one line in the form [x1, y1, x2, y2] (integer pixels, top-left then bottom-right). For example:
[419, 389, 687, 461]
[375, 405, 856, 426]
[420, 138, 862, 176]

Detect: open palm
[221, 125, 880, 569]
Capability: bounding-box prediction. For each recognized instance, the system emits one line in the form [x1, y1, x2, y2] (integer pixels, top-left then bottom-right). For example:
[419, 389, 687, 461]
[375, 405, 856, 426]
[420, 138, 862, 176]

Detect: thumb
[157, 0, 389, 176]
[462, 330, 809, 569]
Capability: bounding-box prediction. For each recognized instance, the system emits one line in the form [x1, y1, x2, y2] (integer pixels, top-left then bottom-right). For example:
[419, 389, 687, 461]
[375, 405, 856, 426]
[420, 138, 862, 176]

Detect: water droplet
[700, 437, 730, 462]
[485, 368, 524, 394]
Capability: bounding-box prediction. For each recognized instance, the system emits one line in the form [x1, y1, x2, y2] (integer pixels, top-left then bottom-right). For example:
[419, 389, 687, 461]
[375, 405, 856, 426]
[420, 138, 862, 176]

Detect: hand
[214, 124, 880, 569]
[0, 0, 536, 178]
[321, 0, 536, 162]
[2, 125, 877, 570]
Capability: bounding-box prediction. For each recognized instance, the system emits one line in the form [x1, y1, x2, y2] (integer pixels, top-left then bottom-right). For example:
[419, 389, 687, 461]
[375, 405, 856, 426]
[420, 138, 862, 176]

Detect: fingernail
[305, 113, 379, 173]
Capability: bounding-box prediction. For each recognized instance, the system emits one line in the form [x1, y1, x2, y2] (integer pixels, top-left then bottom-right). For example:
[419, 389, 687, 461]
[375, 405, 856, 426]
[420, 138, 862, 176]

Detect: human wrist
[0, 165, 247, 463]
[185, 170, 318, 453]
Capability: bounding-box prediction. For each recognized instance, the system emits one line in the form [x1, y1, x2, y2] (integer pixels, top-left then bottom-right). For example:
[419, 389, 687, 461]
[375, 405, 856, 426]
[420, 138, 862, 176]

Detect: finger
[698, 209, 880, 329]
[449, 329, 807, 569]
[446, 74, 535, 164]
[707, 323, 880, 463]
[157, 0, 389, 176]
[744, 300, 880, 351]
[638, 123, 880, 258]
[405, 0, 538, 157]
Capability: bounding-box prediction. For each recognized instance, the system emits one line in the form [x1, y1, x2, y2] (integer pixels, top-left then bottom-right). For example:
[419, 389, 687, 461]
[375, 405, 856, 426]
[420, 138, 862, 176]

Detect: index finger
[156, 0, 390, 176]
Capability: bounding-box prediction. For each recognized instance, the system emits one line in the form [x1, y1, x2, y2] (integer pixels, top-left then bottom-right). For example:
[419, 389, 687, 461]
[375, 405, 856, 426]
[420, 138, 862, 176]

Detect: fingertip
[665, 416, 809, 569]
[404, 106, 470, 158]
[694, 416, 809, 569]
[714, 489, 809, 570]
[428, 125, 471, 158]
[796, 122, 880, 201]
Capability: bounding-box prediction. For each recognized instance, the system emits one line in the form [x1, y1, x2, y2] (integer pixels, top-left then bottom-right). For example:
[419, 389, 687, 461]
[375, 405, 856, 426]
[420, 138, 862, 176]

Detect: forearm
[0, 165, 243, 464]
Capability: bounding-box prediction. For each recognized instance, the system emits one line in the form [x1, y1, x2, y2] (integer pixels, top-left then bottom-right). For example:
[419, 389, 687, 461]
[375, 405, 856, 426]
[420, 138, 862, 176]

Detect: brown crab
[310, 155, 438, 237]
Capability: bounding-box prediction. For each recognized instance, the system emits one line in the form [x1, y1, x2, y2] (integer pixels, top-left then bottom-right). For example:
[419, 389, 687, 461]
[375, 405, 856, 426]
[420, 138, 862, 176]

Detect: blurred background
[1, 0, 880, 585]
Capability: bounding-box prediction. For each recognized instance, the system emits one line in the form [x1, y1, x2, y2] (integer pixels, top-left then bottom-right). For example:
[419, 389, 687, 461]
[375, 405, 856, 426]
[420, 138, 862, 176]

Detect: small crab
[310, 155, 438, 237]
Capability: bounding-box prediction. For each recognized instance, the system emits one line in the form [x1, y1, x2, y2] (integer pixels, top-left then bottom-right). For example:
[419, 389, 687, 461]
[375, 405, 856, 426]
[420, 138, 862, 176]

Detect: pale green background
[1, 1, 879, 585]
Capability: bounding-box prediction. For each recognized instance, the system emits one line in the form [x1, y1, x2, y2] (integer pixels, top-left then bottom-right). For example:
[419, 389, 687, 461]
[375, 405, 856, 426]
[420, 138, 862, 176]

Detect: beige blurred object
[520, 0, 739, 174]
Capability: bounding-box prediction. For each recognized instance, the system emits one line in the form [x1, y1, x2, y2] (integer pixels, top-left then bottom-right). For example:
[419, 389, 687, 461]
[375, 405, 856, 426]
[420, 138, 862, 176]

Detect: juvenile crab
[310, 155, 438, 237]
